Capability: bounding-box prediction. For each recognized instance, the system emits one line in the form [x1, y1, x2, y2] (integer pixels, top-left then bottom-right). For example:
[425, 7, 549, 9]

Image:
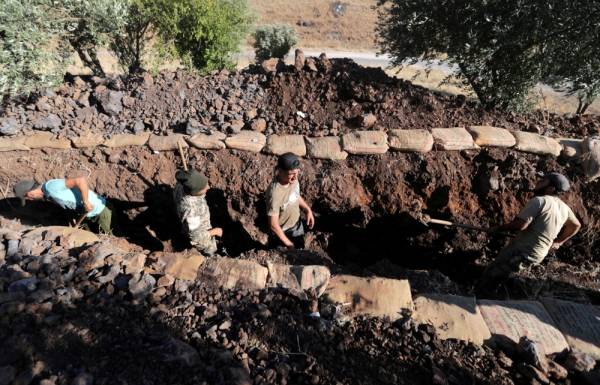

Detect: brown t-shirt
[266, 179, 301, 231]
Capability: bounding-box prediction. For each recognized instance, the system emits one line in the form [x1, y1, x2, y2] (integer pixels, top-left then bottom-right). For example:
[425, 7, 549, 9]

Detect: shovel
[416, 213, 490, 232]
[71, 213, 88, 229]
[426, 217, 490, 232]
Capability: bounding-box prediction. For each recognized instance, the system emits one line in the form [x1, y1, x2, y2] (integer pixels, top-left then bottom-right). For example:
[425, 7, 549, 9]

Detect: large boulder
[78, 241, 124, 271]
[33, 114, 62, 131]
[198, 257, 268, 290]
[23, 132, 71, 150]
[71, 133, 104, 149]
[148, 134, 189, 152]
[541, 298, 600, 360]
[25, 226, 99, 248]
[412, 294, 491, 345]
[148, 252, 205, 281]
[341, 131, 388, 155]
[0, 136, 29, 152]
[324, 275, 413, 320]
[0, 117, 21, 136]
[432, 127, 478, 150]
[266, 263, 330, 297]
[225, 131, 266, 153]
[103, 133, 150, 148]
[467, 126, 516, 147]
[388, 129, 433, 153]
[95, 90, 123, 116]
[512, 131, 562, 156]
[305, 136, 348, 160]
[478, 300, 569, 354]
[264, 134, 306, 156]
[582, 136, 600, 181]
[187, 131, 227, 150]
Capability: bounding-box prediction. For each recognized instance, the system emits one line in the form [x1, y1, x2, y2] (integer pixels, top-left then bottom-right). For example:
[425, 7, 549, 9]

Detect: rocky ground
[1, 55, 600, 138]
[1, 56, 600, 385]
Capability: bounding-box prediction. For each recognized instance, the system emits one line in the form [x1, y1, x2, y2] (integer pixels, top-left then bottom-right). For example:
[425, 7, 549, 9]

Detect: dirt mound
[2, 56, 600, 139]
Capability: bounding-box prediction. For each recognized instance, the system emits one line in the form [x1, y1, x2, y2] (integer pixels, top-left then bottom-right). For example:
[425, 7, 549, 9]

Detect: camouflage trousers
[192, 236, 217, 256]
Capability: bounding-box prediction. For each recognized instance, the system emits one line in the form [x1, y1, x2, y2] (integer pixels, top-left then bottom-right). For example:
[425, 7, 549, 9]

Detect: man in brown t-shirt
[265, 153, 315, 248]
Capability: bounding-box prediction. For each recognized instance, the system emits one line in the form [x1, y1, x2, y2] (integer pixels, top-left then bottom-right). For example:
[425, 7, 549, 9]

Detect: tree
[253, 24, 298, 62]
[61, 0, 130, 77]
[541, 2, 600, 115]
[110, 0, 155, 75]
[0, 0, 67, 98]
[152, 0, 253, 73]
[376, 0, 600, 112]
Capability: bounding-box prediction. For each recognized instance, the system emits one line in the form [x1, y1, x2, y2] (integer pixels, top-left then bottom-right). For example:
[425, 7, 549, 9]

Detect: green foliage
[61, 0, 130, 76]
[0, 0, 66, 97]
[377, 0, 600, 113]
[253, 24, 298, 61]
[152, 0, 253, 73]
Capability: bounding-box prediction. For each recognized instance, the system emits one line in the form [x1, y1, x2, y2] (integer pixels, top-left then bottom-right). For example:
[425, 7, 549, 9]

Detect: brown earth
[1, 57, 599, 139]
[2, 60, 600, 385]
[1, 144, 598, 300]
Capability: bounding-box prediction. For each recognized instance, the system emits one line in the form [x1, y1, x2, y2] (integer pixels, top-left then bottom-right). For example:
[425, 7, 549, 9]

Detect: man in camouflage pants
[173, 169, 222, 255]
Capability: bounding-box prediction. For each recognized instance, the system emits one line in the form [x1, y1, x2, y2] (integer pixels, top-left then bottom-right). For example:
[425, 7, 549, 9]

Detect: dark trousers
[269, 220, 305, 249]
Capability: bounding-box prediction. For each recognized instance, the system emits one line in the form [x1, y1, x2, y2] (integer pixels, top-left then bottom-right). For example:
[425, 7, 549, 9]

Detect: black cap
[545, 172, 570, 192]
[277, 152, 300, 171]
[13, 180, 38, 206]
[176, 169, 208, 194]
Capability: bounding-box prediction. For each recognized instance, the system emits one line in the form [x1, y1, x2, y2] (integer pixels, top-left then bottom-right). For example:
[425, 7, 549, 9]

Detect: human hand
[211, 227, 223, 237]
[306, 209, 315, 229]
[551, 242, 562, 250]
[83, 201, 94, 213]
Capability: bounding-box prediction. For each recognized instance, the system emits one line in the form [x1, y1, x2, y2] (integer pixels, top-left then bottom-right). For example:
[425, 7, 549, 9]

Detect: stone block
[148, 134, 189, 152]
[305, 136, 348, 160]
[225, 131, 266, 152]
[512, 131, 562, 156]
[198, 257, 268, 291]
[266, 263, 330, 297]
[342, 131, 389, 154]
[103, 133, 150, 148]
[388, 129, 433, 152]
[467, 126, 516, 147]
[432, 127, 478, 150]
[187, 131, 227, 150]
[264, 134, 306, 156]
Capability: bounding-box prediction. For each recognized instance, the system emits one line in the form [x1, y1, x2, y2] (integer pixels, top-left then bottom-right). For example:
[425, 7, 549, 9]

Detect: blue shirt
[42, 179, 106, 218]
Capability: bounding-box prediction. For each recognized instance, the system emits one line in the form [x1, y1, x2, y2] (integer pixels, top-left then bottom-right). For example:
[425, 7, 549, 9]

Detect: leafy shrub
[152, 0, 253, 73]
[0, 0, 66, 98]
[253, 24, 298, 61]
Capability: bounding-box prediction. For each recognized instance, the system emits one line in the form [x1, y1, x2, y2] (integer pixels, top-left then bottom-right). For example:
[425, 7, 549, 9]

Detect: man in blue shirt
[13, 177, 113, 234]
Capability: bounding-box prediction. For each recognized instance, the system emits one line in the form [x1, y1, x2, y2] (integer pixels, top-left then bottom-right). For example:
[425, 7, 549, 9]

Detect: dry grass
[248, 0, 379, 51]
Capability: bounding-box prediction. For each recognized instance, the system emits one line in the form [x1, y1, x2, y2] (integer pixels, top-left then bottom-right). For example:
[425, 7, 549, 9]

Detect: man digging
[174, 169, 222, 256]
[13, 177, 113, 234]
[265, 152, 315, 249]
[478, 172, 581, 294]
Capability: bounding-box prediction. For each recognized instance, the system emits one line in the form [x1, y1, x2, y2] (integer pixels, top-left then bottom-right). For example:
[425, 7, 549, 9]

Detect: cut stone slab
[198, 257, 268, 291]
[148, 134, 189, 152]
[558, 138, 584, 158]
[149, 252, 205, 281]
[467, 126, 516, 147]
[103, 133, 150, 148]
[24, 132, 72, 150]
[582, 137, 600, 182]
[342, 131, 389, 154]
[388, 129, 433, 153]
[541, 298, 600, 360]
[412, 294, 491, 345]
[305, 136, 348, 160]
[512, 131, 562, 156]
[478, 300, 569, 354]
[324, 275, 413, 320]
[25, 226, 99, 248]
[264, 134, 307, 156]
[266, 263, 330, 297]
[432, 127, 478, 150]
[225, 131, 266, 152]
[71, 133, 104, 148]
[0, 136, 30, 152]
[187, 131, 226, 150]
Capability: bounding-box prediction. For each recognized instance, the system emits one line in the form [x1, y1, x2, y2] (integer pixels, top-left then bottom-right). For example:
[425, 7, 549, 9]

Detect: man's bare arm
[553, 217, 581, 247]
[65, 177, 93, 212]
[269, 215, 294, 247]
[298, 196, 315, 229]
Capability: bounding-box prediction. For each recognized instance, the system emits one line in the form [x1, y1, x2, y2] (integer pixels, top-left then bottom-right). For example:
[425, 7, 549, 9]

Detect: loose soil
[2, 61, 600, 385]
